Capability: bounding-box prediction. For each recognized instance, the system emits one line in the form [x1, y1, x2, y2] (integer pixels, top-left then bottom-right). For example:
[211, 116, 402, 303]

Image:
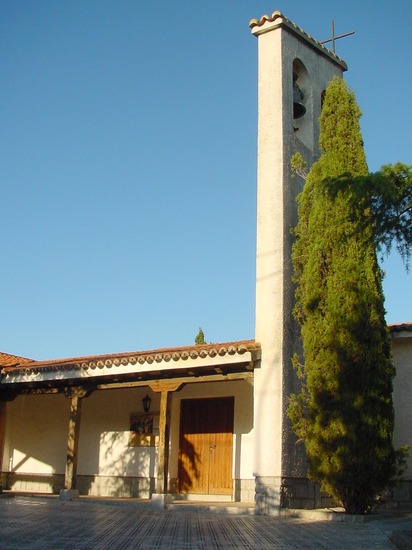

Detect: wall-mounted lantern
[142, 394, 152, 413]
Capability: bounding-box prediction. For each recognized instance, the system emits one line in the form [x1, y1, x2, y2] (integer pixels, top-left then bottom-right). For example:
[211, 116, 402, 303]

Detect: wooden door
[178, 397, 234, 495]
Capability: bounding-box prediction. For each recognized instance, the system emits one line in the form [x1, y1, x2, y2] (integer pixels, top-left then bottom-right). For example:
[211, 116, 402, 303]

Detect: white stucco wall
[77, 387, 158, 478]
[3, 394, 68, 474]
[392, 334, 412, 476]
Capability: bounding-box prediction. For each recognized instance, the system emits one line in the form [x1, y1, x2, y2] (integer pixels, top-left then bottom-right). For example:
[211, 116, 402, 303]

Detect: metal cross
[321, 21, 355, 53]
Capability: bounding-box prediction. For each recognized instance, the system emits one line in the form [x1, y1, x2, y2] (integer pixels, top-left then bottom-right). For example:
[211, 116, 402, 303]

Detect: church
[1, 11, 411, 515]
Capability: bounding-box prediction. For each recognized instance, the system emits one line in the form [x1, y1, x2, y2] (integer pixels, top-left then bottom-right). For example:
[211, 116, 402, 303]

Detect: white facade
[392, 329, 412, 477]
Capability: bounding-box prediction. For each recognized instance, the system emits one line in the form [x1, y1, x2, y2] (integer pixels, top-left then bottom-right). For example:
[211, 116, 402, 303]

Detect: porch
[0, 341, 260, 507]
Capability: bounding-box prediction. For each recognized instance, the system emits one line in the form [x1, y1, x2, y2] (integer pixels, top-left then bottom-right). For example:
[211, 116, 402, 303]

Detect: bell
[293, 73, 306, 119]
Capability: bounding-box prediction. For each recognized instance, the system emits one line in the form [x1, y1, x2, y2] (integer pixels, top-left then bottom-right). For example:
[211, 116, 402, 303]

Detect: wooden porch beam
[97, 371, 253, 391]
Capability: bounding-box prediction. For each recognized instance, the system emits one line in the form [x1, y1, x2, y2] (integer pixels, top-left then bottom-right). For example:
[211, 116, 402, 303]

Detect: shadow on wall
[94, 430, 156, 498]
[255, 476, 281, 515]
[74, 388, 161, 498]
[4, 394, 69, 492]
[4, 391, 160, 498]
[177, 435, 201, 493]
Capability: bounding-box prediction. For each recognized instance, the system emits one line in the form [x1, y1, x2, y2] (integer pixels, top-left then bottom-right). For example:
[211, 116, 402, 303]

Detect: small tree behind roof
[195, 327, 206, 345]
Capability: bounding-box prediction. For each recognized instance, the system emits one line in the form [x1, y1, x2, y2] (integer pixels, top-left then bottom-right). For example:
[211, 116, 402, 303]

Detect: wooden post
[64, 394, 83, 491]
[0, 392, 18, 491]
[0, 401, 6, 487]
[156, 390, 170, 494]
[60, 387, 91, 500]
[149, 381, 181, 506]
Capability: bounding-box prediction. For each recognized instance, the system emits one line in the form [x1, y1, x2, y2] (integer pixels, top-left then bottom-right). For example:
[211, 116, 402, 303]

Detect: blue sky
[1, 1, 411, 360]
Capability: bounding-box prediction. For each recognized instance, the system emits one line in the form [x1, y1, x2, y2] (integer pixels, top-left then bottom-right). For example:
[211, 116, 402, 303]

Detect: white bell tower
[250, 11, 347, 514]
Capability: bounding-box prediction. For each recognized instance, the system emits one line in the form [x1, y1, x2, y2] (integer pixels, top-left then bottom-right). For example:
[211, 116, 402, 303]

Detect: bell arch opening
[292, 59, 313, 152]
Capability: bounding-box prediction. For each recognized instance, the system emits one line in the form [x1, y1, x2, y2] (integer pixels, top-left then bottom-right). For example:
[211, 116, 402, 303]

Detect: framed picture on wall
[129, 413, 157, 447]
[130, 413, 154, 435]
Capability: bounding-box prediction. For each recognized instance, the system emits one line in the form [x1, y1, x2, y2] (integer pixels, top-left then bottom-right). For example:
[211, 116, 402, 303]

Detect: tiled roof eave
[389, 322, 412, 337]
[0, 340, 260, 382]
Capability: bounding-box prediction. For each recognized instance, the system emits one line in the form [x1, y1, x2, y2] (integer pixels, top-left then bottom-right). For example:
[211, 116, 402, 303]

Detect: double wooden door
[178, 397, 234, 495]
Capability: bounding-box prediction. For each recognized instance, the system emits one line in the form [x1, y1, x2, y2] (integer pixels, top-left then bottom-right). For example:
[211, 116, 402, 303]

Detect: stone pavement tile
[368, 512, 412, 550]
[389, 530, 412, 550]
[0, 497, 396, 550]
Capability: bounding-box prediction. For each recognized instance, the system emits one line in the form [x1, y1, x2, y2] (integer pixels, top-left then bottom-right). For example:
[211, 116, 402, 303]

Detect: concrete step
[167, 501, 255, 515]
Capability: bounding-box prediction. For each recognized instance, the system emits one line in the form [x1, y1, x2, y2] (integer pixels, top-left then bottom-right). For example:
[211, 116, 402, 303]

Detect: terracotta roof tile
[1, 340, 260, 376]
[0, 352, 34, 368]
[389, 322, 412, 333]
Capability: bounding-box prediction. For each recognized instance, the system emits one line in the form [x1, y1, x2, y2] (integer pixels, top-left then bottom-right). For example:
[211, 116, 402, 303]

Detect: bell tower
[250, 12, 347, 514]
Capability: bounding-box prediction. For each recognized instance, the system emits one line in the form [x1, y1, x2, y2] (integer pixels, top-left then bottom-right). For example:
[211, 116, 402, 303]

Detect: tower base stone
[255, 476, 281, 516]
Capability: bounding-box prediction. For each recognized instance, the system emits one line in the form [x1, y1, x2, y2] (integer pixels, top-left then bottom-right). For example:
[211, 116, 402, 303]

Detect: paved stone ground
[0, 496, 406, 549]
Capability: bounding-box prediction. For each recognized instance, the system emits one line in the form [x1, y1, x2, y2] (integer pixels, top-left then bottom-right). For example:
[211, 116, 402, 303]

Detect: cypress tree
[290, 77, 397, 514]
[195, 327, 206, 345]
